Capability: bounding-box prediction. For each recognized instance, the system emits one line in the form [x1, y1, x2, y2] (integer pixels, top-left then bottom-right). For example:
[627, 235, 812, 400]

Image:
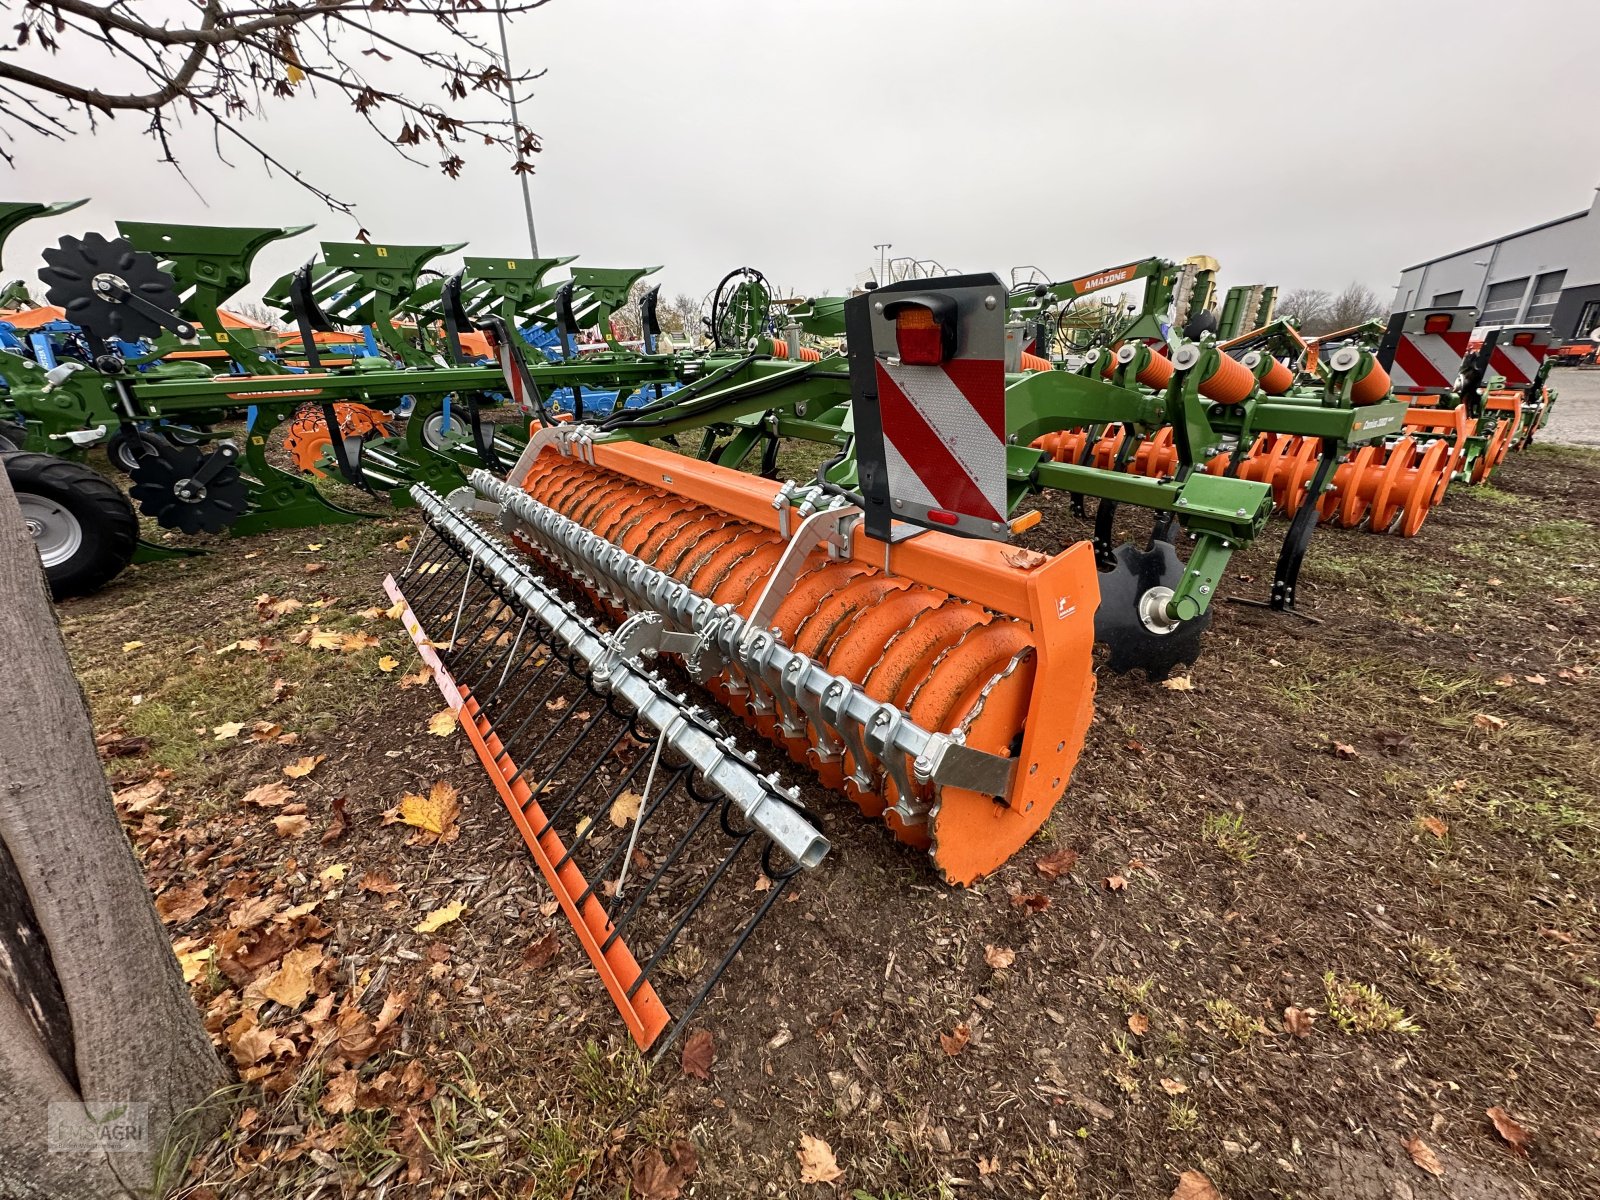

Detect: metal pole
[498, 6, 539, 257]
[875, 243, 891, 287]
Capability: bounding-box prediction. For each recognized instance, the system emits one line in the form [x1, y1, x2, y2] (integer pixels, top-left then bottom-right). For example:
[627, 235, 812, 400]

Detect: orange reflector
[1009, 509, 1042, 534]
[1423, 314, 1453, 334]
[927, 508, 959, 526]
[895, 306, 947, 365]
[1511, 332, 1534, 347]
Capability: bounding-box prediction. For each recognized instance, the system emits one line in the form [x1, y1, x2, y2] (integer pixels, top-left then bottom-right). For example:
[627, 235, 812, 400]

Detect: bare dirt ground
[59, 435, 1599, 1200]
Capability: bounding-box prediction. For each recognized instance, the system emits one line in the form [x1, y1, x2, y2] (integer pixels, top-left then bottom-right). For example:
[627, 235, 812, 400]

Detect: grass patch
[1201, 812, 1259, 863]
[1203, 998, 1258, 1047]
[1403, 935, 1463, 993]
[1323, 973, 1420, 1035]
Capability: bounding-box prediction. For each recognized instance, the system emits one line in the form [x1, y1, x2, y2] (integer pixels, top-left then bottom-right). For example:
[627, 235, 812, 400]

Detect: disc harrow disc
[40, 233, 181, 344]
[129, 442, 250, 534]
[1093, 540, 1212, 682]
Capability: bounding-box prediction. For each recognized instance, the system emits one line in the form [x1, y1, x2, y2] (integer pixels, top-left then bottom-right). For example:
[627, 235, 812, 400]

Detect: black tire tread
[3, 451, 139, 597]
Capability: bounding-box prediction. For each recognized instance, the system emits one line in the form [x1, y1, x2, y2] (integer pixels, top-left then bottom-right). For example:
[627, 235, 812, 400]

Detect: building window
[1525, 270, 1566, 326]
[1431, 290, 1463, 306]
[1578, 300, 1600, 341]
[1481, 277, 1528, 325]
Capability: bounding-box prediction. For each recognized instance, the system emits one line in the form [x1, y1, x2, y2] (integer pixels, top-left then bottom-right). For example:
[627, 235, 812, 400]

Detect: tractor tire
[106, 426, 171, 475]
[3, 451, 138, 598]
[0, 420, 26, 451]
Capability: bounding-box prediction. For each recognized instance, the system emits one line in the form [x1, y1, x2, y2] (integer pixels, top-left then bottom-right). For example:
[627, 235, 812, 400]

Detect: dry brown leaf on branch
[1034, 848, 1079, 879]
[1486, 1106, 1531, 1155]
[1401, 1135, 1444, 1177]
[426, 709, 458, 737]
[520, 931, 560, 971]
[413, 900, 466, 934]
[1170, 1169, 1222, 1200]
[680, 1029, 715, 1079]
[155, 881, 209, 924]
[983, 944, 1016, 970]
[940, 1023, 971, 1056]
[796, 1134, 844, 1184]
[283, 754, 326, 779]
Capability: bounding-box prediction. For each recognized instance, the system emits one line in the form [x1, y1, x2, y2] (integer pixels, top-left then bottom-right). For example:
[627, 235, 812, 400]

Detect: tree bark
[0, 467, 225, 1197]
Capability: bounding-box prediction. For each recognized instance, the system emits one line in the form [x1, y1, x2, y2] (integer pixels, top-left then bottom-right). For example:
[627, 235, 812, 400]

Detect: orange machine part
[1197, 352, 1257, 404]
[383, 578, 670, 1049]
[1349, 360, 1392, 406]
[1256, 357, 1295, 396]
[283, 402, 394, 476]
[514, 439, 1100, 885]
[768, 337, 823, 363]
[1019, 351, 1053, 373]
[1136, 350, 1175, 390]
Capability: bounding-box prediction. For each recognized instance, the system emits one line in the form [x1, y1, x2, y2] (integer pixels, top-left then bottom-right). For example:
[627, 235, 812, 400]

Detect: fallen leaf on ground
[304, 562, 328, 574]
[1008, 892, 1050, 915]
[1284, 1006, 1314, 1038]
[413, 900, 466, 934]
[1127, 1013, 1149, 1035]
[1161, 674, 1194, 691]
[1171, 1169, 1222, 1200]
[1332, 740, 1359, 759]
[983, 944, 1015, 970]
[609, 789, 643, 827]
[155, 881, 208, 924]
[1160, 1077, 1188, 1095]
[1418, 815, 1449, 839]
[320, 863, 349, 884]
[394, 536, 412, 552]
[283, 754, 326, 779]
[260, 945, 324, 1009]
[631, 1139, 698, 1200]
[400, 668, 431, 688]
[426, 709, 458, 737]
[1472, 713, 1508, 732]
[1525, 673, 1548, 686]
[1104, 875, 1128, 891]
[1486, 1106, 1531, 1155]
[322, 795, 350, 844]
[385, 599, 407, 619]
[339, 632, 380, 654]
[121, 640, 144, 654]
[1402, 1135, 1444, 1177]
[796, 1134, 843, 1184]
[680, 1029, 715, 1079]
[378, 655, 400, 673]
[273, 814, 311, 839]
[358, 870, 401, 895]
[521, 931, 559, 971]
[386, 781, 461, 844]
[114, 778, 167, 813]
[940, 1023, 971, 1056]
[1034, 848, 1079, 879]
[212, 722, 245, 741]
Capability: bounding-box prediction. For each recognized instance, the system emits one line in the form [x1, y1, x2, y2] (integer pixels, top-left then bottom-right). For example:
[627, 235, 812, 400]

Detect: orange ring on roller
[1247, 353, 1294, 396]
[1349, 360, 1391, 405]
[1019, 351, 1052, 372]
[1366, 437, 1416, 532]
[1137, 350, 1175, 390]
[1174, 345, 1256, 404]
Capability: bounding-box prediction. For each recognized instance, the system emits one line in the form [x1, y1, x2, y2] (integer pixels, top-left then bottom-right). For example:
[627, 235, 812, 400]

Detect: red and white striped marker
[874, 356, 1007, 527]
[1391, 328, 1472, 393]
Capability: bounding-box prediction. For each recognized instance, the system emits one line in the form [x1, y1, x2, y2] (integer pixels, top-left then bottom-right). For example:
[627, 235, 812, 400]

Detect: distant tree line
[1276, 282, 1388, 337]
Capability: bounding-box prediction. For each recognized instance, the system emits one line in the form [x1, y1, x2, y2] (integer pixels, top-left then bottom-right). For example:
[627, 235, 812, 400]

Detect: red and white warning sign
[1483, 327, 1553, 389]
[1389, 308, 1474, 395]
[874, 357, 1006, 528]
[846, 274, 1012, 542]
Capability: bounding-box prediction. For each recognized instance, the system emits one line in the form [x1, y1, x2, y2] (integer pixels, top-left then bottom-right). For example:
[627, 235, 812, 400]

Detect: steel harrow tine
[384, 492, 830, 1053]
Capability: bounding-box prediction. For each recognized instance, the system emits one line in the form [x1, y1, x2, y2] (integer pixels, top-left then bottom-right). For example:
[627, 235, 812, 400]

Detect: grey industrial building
[1391, 189, 1600, 341]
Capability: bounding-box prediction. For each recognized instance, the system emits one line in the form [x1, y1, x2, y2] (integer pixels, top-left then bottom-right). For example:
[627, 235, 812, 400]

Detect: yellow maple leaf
[307, 629, 343, 651]
[609, 790, 643, 828]
[378, 655, 400, 673]
[122, 640, 144, 654]
[413, 900, 466, 934]
[395, 781, 460, 838]
[282, 754, 325, 779]
[339, 632, 380, 654]
[426, 709, 458, 737]
[177, 945, 214, 984]
[212, 721, 245, 740]
[385, 600, 407, 620]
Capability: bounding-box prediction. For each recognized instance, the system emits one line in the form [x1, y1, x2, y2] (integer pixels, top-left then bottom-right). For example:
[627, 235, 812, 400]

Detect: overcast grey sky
[8, 0, 1600, 310]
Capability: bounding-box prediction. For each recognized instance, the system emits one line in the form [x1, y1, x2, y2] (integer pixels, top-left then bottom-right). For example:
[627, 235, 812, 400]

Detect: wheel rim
[17, 494, 83, 568]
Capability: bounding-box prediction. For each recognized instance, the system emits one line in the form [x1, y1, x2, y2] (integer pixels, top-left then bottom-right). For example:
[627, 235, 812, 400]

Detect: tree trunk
[0, 467, 225, 1198]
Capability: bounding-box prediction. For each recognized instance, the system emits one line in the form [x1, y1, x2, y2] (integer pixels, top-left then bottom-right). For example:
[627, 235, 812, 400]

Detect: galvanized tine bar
[569, 763, 693, 911]
[446, 545, 483, 649]
[601, 780, 724, 951]
[626, 830, 758, 1000]
[493, 611, 533, 692]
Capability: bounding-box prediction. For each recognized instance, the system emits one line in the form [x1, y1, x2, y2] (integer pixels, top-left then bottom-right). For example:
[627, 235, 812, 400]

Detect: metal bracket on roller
[743, 501, 860, 641]
[468, 469, 1019, 823]
[505, 421, 603, 487]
